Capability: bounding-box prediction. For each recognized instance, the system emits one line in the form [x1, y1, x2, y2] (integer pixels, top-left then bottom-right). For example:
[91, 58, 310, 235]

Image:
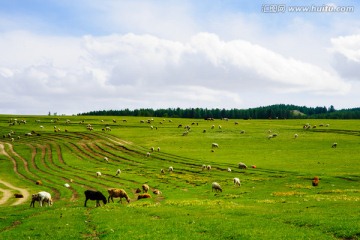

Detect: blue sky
[0, 0, 359, 114]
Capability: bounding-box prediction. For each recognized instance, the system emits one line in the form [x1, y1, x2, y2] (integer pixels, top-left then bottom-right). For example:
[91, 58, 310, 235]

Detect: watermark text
[261, 4, 354, 13]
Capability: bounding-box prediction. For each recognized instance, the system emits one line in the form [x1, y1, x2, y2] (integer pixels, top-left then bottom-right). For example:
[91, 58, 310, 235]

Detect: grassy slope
[0, 115, 359, 239]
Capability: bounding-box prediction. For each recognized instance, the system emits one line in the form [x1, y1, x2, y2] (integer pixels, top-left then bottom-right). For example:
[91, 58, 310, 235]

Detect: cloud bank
[0, 30, 355, 114]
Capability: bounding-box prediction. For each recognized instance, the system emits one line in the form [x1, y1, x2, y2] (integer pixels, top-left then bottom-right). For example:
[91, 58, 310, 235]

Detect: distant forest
[79, 104, 360, 119]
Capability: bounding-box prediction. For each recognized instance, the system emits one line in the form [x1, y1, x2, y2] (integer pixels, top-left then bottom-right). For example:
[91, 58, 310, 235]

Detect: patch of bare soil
[0, 179, 30, 206]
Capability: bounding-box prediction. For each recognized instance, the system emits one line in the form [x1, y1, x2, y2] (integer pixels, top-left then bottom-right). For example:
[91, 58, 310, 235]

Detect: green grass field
[0, 115, 359, 239]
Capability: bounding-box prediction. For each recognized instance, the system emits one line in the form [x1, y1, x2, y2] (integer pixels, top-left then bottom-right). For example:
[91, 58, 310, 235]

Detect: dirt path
[0, 179, 30, 206]
[0, 143, 30, 206]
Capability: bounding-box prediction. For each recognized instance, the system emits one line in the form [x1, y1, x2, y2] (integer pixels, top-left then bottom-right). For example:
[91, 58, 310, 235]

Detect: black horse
[84, 190, 107, 207]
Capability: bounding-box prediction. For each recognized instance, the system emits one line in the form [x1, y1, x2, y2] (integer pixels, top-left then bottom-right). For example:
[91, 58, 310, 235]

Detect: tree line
[78, 104, 360, 119]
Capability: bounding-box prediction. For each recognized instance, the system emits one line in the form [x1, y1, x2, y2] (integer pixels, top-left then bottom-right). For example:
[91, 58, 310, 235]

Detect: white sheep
[157, 147, 160, 152]
[64, 183, 70, 188]
[238, 162, 247, 169]
[332, 142, 337, 148]
[206, 165, 211, 171]
[168, 166, 174, 172]
[294, 134, 298, 139]
[115, 169, 121, 176]
[150, 147, 155, 152]
[211, 182, 222, 192]
[212, 143, 219, 148]
[96, 172, 102, 177]
[233, 178, 241, 186]
[146, 152, 151, 157]
[104, 157, 109, 162]
[202, 164, 207, 171]
[227, 168, 231, 172]
[30, 191, 53, 207]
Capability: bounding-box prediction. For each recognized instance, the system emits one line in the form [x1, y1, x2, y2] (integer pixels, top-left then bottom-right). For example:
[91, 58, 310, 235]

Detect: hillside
[0, 115, 359, 239]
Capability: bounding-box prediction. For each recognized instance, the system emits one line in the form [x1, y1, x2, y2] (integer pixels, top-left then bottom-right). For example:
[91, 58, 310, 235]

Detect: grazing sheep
[212, 182, 222, 192]
[104, 157, 109, 162]
[14, 193, 24, 198]
[135, 188, 142, 193]
[84, 190, 107, 207]
[35, 180, 42, 185]
[64, 183, 70, 188]
[238, 162, 247, 169]
[240, 130, 246, 134]
[161, 169, 165, 174]
[115, 169, 121, 176]
[227, 168, 232, 172]
[202, 164, 207, 171]
[203, 129, 207, 133]
[312, 176, 319, 186]
[107, 188, 130, 203]
[96, 171, 102, 177]
[30, 191, 53, 207]
[294, 134, 298, 139]
[142, 184, 150, 193]
[206, 165, 211, 171]
[150, 147, 155, 152]
[332, 143, 337, 148]
[168, 166, 174, 172]
[212, 143, 219, 148]
[153, 189, 162, 195]
[233, 178, 241, 186]
[11, 137, 14, 142]
[157, 147, 160, 152]
[137, 193, 152, 200]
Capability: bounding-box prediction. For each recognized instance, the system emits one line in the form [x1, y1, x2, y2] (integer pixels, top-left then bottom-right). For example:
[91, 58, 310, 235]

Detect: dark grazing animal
[84, 190, 107, 207]
[14, 193, 24, 198]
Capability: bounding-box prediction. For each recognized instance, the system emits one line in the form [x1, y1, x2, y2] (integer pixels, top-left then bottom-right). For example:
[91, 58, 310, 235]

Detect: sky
[0, 0, 359, 115]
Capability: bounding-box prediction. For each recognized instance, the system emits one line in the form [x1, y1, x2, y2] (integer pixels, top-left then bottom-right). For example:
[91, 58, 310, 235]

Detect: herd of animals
[4, 118, 329, 208]
[28, 175, 321, 208]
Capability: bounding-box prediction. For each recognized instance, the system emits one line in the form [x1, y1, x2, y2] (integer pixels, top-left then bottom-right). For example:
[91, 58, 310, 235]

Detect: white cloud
[331, 34, 360, 62]
[0, 31, 354, 114]
[330, 34, 360, 81]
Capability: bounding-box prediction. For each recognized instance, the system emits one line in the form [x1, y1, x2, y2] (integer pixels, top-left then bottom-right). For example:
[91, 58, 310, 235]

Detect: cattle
[84, 190, 107, 207]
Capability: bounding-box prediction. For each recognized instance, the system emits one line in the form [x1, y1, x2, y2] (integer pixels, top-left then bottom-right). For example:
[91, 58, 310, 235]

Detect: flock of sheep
[5, 117, 333, 208]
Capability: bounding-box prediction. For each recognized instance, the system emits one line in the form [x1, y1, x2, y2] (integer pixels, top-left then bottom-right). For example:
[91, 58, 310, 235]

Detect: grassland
[0, 115, 359, 239]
